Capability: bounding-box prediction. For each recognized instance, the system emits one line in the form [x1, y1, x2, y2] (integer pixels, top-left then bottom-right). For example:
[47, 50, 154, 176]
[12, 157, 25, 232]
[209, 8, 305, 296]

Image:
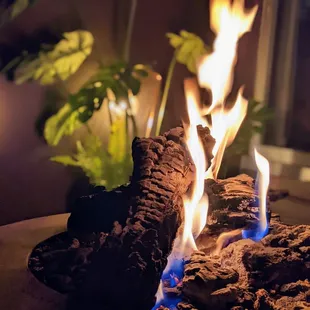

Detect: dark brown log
[181, 220, 310, 310]
[67, 127, 216, 238]
[69, 126, 215, 310]
[66, 177, 287, 239]
[67, 184, 131, 236]
[205, 174, 271, 231]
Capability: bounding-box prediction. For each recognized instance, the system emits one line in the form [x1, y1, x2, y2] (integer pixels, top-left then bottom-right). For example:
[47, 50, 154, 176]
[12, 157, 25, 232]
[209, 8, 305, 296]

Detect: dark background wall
[0, 0, 261, 225]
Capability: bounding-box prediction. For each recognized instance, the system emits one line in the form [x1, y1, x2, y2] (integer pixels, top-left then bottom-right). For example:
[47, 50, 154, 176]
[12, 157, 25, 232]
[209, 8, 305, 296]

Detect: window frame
[243, 0, 310, 180]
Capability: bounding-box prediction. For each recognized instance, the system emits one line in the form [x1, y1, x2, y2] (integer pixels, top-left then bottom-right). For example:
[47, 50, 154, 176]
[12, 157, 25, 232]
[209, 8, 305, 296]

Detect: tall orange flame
[198, 0, 258, 112]
[153, 88, 209, 307]
[198, 0, 258, 179]
[206, 88, 248, 179]
[180, 89, 209, 252]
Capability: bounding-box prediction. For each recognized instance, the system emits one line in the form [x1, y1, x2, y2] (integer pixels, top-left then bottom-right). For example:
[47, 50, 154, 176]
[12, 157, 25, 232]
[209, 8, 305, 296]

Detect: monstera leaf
[15, 30, 94, 85]
[89, 62, 149, 98]
[167, 30, 210, 74]
[44, 88, 102, 146]
[44, 102, 85, 146]
[44, 62, 148, 146]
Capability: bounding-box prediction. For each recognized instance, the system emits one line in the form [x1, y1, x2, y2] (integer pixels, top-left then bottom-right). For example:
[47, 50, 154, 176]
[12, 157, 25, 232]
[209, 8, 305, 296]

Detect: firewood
[68, 126, 215, 310]
[181, 220, 310, 310]
[67, 184, 131, 237]
[67, 126, 216, 238]
[205, 174, 271, 231]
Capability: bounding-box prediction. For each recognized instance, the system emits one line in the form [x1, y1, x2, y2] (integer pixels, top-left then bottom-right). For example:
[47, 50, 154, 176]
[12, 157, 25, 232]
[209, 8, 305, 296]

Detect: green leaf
[108, 115, 127, 163]
[166, 30, 210, 74]
[15, 30, 94, 85]
[90, 62, 146, 100]
[51, 133, 133, 190]
[50, 155, 80, 167]
[123, 75, 140, 95]
[44, 61, 148, 146]
[44, 103, 84, 146]
[166, 33, 183, 49]
[0, 0, 38, 28]
[11, 0, 29, 18]
[133, 64, 149, 77]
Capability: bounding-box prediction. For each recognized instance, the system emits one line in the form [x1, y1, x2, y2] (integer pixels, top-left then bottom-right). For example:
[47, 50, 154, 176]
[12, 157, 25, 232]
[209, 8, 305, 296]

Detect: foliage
[51, 119, 132, 190]
[44, 102, 84, 146]
[11, 0, 29, 18]
[0, 4, 147, 190]
[0, 31, 61, 81]
[155, 30, 210, 135]
[0, 0, 38, 28]
[224, 99, 273, 159]
[166, 30, 210, 74]
[44, 62, 148, 146]
[14, 30, 94, 85]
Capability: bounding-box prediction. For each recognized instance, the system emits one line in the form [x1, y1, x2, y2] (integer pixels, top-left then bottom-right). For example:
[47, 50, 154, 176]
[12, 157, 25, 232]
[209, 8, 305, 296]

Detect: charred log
[68, 126, 215, 310]
[181, 220, 310, 310]
[205, 174, 271, 231]
[67, 184, 131, 237]
[67, 175, 285, 239]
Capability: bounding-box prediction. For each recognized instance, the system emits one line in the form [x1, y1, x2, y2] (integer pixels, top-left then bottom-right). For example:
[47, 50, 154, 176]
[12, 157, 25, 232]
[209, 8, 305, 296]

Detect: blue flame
[242, 175, 268, 241]
[241, 223, 268, 241]
[152, 258, 184, 310]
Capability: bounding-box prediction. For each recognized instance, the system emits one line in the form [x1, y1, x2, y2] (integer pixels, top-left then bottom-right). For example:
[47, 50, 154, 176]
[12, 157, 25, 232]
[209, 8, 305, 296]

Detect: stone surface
[0, 214, 69, 310]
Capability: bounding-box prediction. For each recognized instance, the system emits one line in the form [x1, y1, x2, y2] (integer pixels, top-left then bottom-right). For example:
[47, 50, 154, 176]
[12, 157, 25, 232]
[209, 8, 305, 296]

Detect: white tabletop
[0, 214, 69, 310]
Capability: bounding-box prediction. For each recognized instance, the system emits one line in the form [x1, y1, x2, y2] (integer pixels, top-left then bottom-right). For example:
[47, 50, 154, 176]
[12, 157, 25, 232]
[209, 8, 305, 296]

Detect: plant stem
[155, 54, 177, 136]
[123, 0, 137, 62]
[1, 56, 22, 74]
[85, 123, 93, 135]
[127, 97, 138, 138]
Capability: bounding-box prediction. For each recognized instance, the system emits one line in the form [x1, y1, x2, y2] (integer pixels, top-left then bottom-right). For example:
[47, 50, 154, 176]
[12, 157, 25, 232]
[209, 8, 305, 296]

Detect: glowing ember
[242, 148, 270, 241]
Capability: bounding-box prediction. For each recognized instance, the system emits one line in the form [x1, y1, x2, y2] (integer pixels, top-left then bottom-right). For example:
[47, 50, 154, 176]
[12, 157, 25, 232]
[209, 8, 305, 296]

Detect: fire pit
[28, 1, 310, 309]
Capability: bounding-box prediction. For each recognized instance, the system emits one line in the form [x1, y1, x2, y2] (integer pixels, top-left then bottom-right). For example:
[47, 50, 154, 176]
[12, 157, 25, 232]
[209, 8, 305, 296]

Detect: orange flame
[198, 0, 258, 179]
[213, 149, 270, 254]
[154, 1, 259, 306]
[213, 229, 242, 255]
[198, 0, 258, 113]
[206, 88, 248, 179]
[180, 89, 209, 253]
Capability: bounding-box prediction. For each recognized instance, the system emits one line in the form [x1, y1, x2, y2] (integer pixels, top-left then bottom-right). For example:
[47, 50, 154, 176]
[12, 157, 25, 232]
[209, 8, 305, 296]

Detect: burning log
[194, 174, 271, 253]
[67, 126, 215, 310]
[180, 220, 310, 310]
[67, 126, 215, 239]
[205, 174, 271, 231]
